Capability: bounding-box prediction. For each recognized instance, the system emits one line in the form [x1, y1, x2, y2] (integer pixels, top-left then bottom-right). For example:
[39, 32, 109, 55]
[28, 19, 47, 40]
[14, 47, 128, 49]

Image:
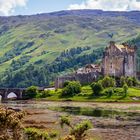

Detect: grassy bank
[36, 86, 140, 102]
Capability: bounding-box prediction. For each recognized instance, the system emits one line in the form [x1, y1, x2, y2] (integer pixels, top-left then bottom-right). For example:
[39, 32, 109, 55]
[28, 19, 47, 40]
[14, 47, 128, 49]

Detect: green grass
[42, 86, 140, 102]
[0, 12, 140, 79]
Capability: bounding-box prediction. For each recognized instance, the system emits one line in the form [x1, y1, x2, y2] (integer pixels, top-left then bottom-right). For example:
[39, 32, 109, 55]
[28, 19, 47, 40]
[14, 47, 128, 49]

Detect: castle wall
[124, 54, 136, 77]
[103, 52, 124, 77]
[55, 72, 100, 89]
[55, 75, 76, 89]
[102, 43, 136, 78]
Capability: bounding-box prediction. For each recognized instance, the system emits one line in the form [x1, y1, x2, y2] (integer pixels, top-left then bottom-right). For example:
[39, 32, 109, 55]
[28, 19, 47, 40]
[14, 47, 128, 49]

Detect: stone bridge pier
[0, 88, 25, 100]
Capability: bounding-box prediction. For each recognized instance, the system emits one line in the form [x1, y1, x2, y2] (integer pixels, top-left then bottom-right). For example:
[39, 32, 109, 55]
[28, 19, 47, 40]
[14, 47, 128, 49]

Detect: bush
[91, 82, 103, 96]
[60, 116, 92, 140]
[123, 83, 128, 95]
[70, 120, 92, 140]
[63, 81, 70, 87]
[120, 76, 126, 87]
[113, 88, 123, 95]
[24, 127, 50, 140]
[126, 77, 133, 87]
[62, 81, 81, 96]
[25, 86, 38, 98]
[132, 77, 139, 86]
[101, 76, 116, 88]
[105, 88, 114, 97]
[40, 90, 51, 98]
[0, 107, 25, 140]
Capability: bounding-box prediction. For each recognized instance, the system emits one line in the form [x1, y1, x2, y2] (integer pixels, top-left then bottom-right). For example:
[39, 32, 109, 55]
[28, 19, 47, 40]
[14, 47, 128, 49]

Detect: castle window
[111, 63, 112, 69]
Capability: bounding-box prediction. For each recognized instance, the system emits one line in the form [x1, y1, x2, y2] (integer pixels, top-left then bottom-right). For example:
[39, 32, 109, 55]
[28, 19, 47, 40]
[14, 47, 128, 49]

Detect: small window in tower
[111, 63, 112, 68]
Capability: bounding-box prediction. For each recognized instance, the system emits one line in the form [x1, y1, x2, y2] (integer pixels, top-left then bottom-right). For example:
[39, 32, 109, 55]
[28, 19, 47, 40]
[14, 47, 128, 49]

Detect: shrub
[113, 88, 123, 95]
[40, 90, 51, 98]
[60, 116, 72, 128]
[91, 82, 103, 96]
[126, 77, 133, 87]
[63, 81, 70, 87]
[132, 77, 139, 86]
[70, 120, 92, 140]
[120, 76, 126, 87]
[120, 76, 139, 87]
[24, 127, 50, 140]
[105, 88, 114, 97]
[123, 83, 128, 95]
[62, 81, 81, 96]
[101, 76, 116, 88]
[25, 86, 38, 98]
[60, 116, 92, 140]
[0, 107, 25, 140]
[62, 135, 75, 140]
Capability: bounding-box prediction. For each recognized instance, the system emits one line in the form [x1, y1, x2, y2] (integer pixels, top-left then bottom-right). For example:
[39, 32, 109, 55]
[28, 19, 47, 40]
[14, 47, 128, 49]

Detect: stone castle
[55, 64, 101, 89]
[55, 41, 137, 88]
[102, 41, 136, 78]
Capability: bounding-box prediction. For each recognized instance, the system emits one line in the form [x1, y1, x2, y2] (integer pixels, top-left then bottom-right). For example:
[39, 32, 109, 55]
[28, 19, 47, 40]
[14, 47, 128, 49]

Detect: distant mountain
[0, 10, 140, 87]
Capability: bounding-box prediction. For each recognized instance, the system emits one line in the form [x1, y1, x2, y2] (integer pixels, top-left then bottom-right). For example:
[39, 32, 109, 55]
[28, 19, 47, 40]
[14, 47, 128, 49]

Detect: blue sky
[15, 0, 82, 15]
[1, 0, 140, 16]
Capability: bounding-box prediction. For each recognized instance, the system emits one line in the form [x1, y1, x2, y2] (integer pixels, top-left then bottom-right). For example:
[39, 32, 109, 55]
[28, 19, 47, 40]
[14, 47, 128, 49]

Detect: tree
[101, 76, 115, 88]
[25, 86, 38, 98]
[62, 81, 81, 96]
[91, 82, 103, 96]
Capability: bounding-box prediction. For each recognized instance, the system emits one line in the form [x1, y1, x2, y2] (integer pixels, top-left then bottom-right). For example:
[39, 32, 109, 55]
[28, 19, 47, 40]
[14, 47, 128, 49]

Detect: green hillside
[0, 10, 140, 87]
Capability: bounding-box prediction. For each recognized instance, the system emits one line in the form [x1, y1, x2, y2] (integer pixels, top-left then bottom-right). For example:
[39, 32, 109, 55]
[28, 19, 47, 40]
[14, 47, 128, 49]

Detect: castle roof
[109, 41, 135, 53]
[115, 44, 126, 52]
[115, 44, 135, 53]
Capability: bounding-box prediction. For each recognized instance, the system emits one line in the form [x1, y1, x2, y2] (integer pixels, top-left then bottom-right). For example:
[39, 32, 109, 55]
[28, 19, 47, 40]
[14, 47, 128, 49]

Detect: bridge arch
[7, 92, 17, 99]
[0, 88, 24, 100]
[6, 89, 23, 100]
[0, 95, 2, 100]
[0, 87, 43, 100]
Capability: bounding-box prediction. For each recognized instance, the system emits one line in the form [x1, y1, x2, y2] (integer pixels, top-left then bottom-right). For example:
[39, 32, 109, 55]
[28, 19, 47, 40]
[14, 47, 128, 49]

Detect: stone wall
[55, 72, 100, 89]
[124, 53, 136, 77]
[102, 42, 136, 78]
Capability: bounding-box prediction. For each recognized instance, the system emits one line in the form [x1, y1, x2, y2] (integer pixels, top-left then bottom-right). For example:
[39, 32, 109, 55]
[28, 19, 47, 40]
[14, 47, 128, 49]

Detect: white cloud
[0, 0, 28, 16]
[68, 0, 140, 11]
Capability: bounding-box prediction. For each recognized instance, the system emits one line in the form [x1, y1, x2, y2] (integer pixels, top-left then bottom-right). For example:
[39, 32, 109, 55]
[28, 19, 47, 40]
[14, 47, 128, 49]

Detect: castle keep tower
[102, 41, 136, 77]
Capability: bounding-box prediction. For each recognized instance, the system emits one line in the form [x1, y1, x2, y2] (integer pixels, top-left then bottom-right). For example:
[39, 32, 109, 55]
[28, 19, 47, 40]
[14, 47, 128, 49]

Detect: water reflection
[1, 101, 140, 120]
[49, 106, 140, 119]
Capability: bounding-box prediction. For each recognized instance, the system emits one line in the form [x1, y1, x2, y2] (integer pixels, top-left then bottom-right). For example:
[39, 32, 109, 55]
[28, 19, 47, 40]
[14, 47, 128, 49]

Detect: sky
[1, 0, 140, 16]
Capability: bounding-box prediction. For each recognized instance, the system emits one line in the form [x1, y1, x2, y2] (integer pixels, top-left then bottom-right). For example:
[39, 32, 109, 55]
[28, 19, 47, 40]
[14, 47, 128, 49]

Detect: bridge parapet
[0, 87, 45, 100]
[0, 88, 26, 100]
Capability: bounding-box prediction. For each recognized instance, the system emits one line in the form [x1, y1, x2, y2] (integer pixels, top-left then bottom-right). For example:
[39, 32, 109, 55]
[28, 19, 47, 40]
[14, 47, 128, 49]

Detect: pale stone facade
[76, 64, 101, 74]
[102, 41, 136, 77]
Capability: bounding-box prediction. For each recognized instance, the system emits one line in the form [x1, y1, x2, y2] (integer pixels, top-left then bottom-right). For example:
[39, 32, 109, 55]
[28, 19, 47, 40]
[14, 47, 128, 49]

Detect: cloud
[0, 0, 28, 16]
[68, 0, 140, 11]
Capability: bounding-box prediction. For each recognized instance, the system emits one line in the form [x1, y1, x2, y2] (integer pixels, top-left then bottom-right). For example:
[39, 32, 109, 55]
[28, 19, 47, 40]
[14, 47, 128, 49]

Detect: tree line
[0, 47, 103, 88]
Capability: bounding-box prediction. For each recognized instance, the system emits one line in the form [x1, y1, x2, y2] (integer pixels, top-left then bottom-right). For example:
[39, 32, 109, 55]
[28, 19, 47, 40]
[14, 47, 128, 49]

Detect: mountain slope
[0, 10, 140, 87]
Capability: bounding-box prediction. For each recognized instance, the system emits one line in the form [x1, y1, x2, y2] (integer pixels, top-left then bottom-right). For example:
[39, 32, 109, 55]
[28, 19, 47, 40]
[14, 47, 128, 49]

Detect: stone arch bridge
[0, 87, 44, 100]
